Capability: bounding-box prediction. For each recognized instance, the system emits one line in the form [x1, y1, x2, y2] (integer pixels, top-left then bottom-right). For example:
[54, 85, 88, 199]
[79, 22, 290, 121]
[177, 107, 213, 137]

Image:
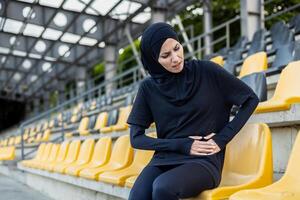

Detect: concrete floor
[0, 174, 52, 200]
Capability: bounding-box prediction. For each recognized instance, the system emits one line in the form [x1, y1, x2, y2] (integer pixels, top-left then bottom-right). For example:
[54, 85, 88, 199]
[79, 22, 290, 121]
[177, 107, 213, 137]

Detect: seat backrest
[239, 51, 268, 78]
[248, 29, 266, 56]
[88, 115, 97, 129]
[289, 14, 300, 34]
[210, 56, 224, 66]
[55, 141, 70, 162]
[271, 23, 294, 50]
[108, 135, 133, 166]
[94, 112, 108, 130]
[270, 61, 300, 103]
[221, 123, 272, 185]
[35, 143, 46, 160]
[115, 106, 132, 126]
[41, 129, 51, 142]
[241, 72, 267, 102]
[40, 143, 53, 161]
[64, 140, 81, 163]
[233, 36, 248, 50]
[271, 42, 294, 69]
[48, 144, 60, 162]
[293, 41, 300, 61]
[283, 130, 300, 181]
[78, 117, 89, 132]
[90, 137, 112, 165]
[75, 139, 94, 165]
[107, 109, 119, 126]
[132, 149, 154, 168]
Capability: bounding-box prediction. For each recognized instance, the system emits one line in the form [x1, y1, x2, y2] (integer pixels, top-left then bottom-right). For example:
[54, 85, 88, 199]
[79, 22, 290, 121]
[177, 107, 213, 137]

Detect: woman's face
[158, 38, 184, 73]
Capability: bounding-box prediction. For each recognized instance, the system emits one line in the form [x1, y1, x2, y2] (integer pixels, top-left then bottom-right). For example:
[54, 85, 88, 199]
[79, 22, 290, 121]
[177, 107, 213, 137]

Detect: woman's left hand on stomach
[189, 133, 221, 155]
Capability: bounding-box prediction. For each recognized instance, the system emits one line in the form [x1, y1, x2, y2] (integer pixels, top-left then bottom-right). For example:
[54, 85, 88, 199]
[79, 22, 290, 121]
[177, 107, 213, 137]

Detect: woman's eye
[174, 45, 180, 51]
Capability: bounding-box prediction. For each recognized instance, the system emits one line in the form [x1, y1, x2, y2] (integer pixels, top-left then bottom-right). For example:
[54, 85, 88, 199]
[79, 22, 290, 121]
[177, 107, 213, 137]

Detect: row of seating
[0, 146, 15, 161]
[64, 105, 132, 138]
[21, 123, 300, 199]
[211, 14, 300, 74]
[21, 134, 153, 187]
[211, 57, 300, 113]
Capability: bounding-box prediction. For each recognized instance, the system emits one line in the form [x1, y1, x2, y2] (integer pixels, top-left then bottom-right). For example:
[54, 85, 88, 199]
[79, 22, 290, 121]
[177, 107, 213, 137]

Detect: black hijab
[140, 22, 200, 106]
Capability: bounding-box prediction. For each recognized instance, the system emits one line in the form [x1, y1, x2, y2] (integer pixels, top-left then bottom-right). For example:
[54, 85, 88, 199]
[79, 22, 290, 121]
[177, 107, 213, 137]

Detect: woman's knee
[152, 176, 177, 199]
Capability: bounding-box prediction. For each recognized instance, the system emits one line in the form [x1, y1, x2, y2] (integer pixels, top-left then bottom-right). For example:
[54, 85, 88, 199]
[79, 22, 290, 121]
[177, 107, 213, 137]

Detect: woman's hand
[189, 133, 221, 156]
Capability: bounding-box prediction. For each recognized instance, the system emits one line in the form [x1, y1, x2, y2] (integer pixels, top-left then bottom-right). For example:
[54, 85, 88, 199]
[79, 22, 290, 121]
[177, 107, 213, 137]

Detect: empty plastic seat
[247, 29, 266, 56]
[230, 130, 300, 200]
[210, 56, 224, 66]
[28, 143, 53, 168]
[270, 21, 294, 51]
[232, 36, 248, 51]
[256, 61, 300, 113]
[189, 123, 273, 200]
[99, 109, 119, 133]
[21, 143, 46, 167]
[289, 14, 300, 34]
[65, 116, 90, 138]
[65, 137, 111, 176]
[79, 135, 133, 180]
[125, 175, 137, 188]
[52, 140, 81, 173]
[239, 52, 268, 78]
[43, 141, 70, 171]
[99, 148, 154, 186]
[223, 49, 243, 75]
[271, 42, 294, 69]
[0, 146, 15, 160]
[35, 144, 60, 169]
[93, 112, 109, 133]
[241, 72, 267, 102]
[64, 139, 95, 174]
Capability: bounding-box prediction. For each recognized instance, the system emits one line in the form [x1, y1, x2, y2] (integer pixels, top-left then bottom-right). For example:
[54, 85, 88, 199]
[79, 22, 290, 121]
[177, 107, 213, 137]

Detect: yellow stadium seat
[188, 123, 273, 200]
[35, 144, 60, 169]
[43, 141, 70, 171]
[239, 52, 268, 78]
[230, 130, 300, 200]
[14, 136, 21, 145]
[79, 135, 133, 180]
[21, 143, 46, 167]
[35, 133, 42, 143]
[65, 117, 90, 137]
[8, 137, 15, 146]
[64, 139, 95, 174]
[0, 146, 15, 160]
[210, 56, 224, 66]
[112, 105, 132, 132]
[255, 61, 300, 113]
[94, 112, 109, 133]
[65, 137, 111, 176]
[52, 140, 81, 173]
[101, 106, 132, 133]
[41, 129, 51, 142]
[125, 175, 137, 188]
[27, 143, 53, 168]
[99, 148, 154, 186]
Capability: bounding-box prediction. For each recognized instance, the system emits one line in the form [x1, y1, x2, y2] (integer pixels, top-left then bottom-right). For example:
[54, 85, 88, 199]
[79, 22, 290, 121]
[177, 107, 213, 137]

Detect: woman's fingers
[203, 133, 216, 140]
[190, 139, 219, 155]
[189, 136, 203, 140]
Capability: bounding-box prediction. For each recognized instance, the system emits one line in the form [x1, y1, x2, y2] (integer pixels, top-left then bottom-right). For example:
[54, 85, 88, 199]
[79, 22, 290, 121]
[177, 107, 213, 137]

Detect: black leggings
[128, 163, 216, 200]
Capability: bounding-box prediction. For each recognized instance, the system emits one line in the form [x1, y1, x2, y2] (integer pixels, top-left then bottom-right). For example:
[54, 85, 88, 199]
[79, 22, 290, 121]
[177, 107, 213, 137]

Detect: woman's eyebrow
[160, 50, 171, 55]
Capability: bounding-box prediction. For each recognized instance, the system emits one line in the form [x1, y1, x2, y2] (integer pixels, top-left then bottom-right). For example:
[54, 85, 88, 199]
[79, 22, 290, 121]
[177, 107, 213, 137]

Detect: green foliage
[117, 40, 140, 73]
[264, 0, 300, 29]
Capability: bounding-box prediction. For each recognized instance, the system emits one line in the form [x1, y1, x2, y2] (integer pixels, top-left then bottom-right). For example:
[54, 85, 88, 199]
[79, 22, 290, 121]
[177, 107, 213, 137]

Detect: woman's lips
[172, 61, 182, 68]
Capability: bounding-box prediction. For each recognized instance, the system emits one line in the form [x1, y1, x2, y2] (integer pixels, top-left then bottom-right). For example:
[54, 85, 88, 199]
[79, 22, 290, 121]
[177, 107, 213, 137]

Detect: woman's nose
[172, 54, 179, 63]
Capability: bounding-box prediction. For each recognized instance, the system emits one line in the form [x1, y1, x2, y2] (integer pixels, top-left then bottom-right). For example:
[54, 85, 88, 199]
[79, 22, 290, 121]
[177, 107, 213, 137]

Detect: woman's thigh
[128, 165, 164, 200]
[152, 163, 216, 199]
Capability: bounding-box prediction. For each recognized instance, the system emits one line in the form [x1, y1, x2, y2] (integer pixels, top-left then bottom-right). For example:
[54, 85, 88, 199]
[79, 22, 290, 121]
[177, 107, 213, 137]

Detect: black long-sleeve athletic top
[127, 60, 259, 185]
